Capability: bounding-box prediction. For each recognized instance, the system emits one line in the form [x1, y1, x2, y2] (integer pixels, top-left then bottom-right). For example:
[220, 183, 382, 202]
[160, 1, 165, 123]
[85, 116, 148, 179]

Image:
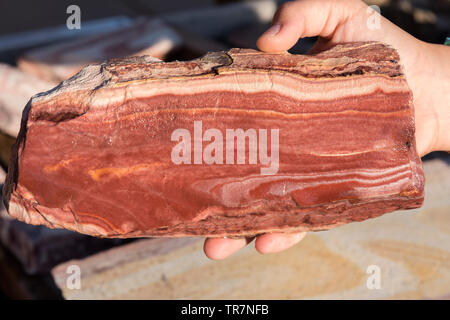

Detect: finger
[257, 0, 366, 53]
[203, 237, 254, 260]
[255, 232, 306, 254]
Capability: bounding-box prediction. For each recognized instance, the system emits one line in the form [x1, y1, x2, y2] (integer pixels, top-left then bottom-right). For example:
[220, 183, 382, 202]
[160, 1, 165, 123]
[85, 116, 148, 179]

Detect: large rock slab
[0, 64, 55, 137]
[18, 18, 182, 82]
[3, 42, 424, 238]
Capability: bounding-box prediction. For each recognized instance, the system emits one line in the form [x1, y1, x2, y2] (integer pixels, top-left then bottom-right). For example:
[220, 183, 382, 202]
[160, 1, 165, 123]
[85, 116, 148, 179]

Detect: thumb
[257, 0, 366, 53]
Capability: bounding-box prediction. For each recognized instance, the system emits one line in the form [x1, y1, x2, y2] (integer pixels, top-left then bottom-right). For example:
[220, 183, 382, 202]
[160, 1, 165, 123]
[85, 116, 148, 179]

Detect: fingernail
[265, 23, 281, 36]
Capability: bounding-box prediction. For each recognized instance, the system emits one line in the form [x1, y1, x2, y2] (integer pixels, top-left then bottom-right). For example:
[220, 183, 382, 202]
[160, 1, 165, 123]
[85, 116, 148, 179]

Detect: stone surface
[0, 64, 55, 137]
[51, 154, 450, 300]
[18, 18, 182, 82]
[3, 42, 424, 238]
[0, 241, 62, 299]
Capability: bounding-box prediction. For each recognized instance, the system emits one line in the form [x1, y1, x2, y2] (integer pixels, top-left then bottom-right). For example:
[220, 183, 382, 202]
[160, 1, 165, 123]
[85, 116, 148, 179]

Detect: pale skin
[204, 0, 450, 260]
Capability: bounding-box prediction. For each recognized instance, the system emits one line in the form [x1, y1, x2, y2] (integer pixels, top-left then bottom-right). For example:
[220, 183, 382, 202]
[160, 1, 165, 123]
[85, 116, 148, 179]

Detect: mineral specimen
[3, 42, 425, 238]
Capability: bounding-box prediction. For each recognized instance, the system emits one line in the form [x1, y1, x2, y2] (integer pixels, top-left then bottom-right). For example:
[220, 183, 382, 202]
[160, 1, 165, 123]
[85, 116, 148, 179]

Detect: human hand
[204, 0, 450, 260]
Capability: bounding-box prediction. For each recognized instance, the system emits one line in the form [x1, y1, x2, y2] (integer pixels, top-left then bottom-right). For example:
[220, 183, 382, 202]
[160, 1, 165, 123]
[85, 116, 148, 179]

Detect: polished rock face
[2, 42, 425, 238]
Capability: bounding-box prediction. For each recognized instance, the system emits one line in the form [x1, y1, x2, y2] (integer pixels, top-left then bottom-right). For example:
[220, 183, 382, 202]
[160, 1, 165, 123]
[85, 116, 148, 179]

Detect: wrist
[409, 42, 450, 156]
[422, 43, 450, 154]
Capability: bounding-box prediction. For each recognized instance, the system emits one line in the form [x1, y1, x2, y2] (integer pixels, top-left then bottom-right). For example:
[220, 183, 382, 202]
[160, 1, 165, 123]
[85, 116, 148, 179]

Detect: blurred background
[0, 0, 449, 299]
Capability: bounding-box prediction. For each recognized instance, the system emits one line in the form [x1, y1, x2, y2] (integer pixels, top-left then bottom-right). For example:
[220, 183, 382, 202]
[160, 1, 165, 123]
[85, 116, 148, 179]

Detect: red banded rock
[18, 18, 182, 83]
[1, 163, 126, 274]
[3, 42, 425, 238]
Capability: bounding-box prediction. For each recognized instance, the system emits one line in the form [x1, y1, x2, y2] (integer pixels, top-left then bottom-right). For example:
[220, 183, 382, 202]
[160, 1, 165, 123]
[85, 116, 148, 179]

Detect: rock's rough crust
[3, 42, 425, 238]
